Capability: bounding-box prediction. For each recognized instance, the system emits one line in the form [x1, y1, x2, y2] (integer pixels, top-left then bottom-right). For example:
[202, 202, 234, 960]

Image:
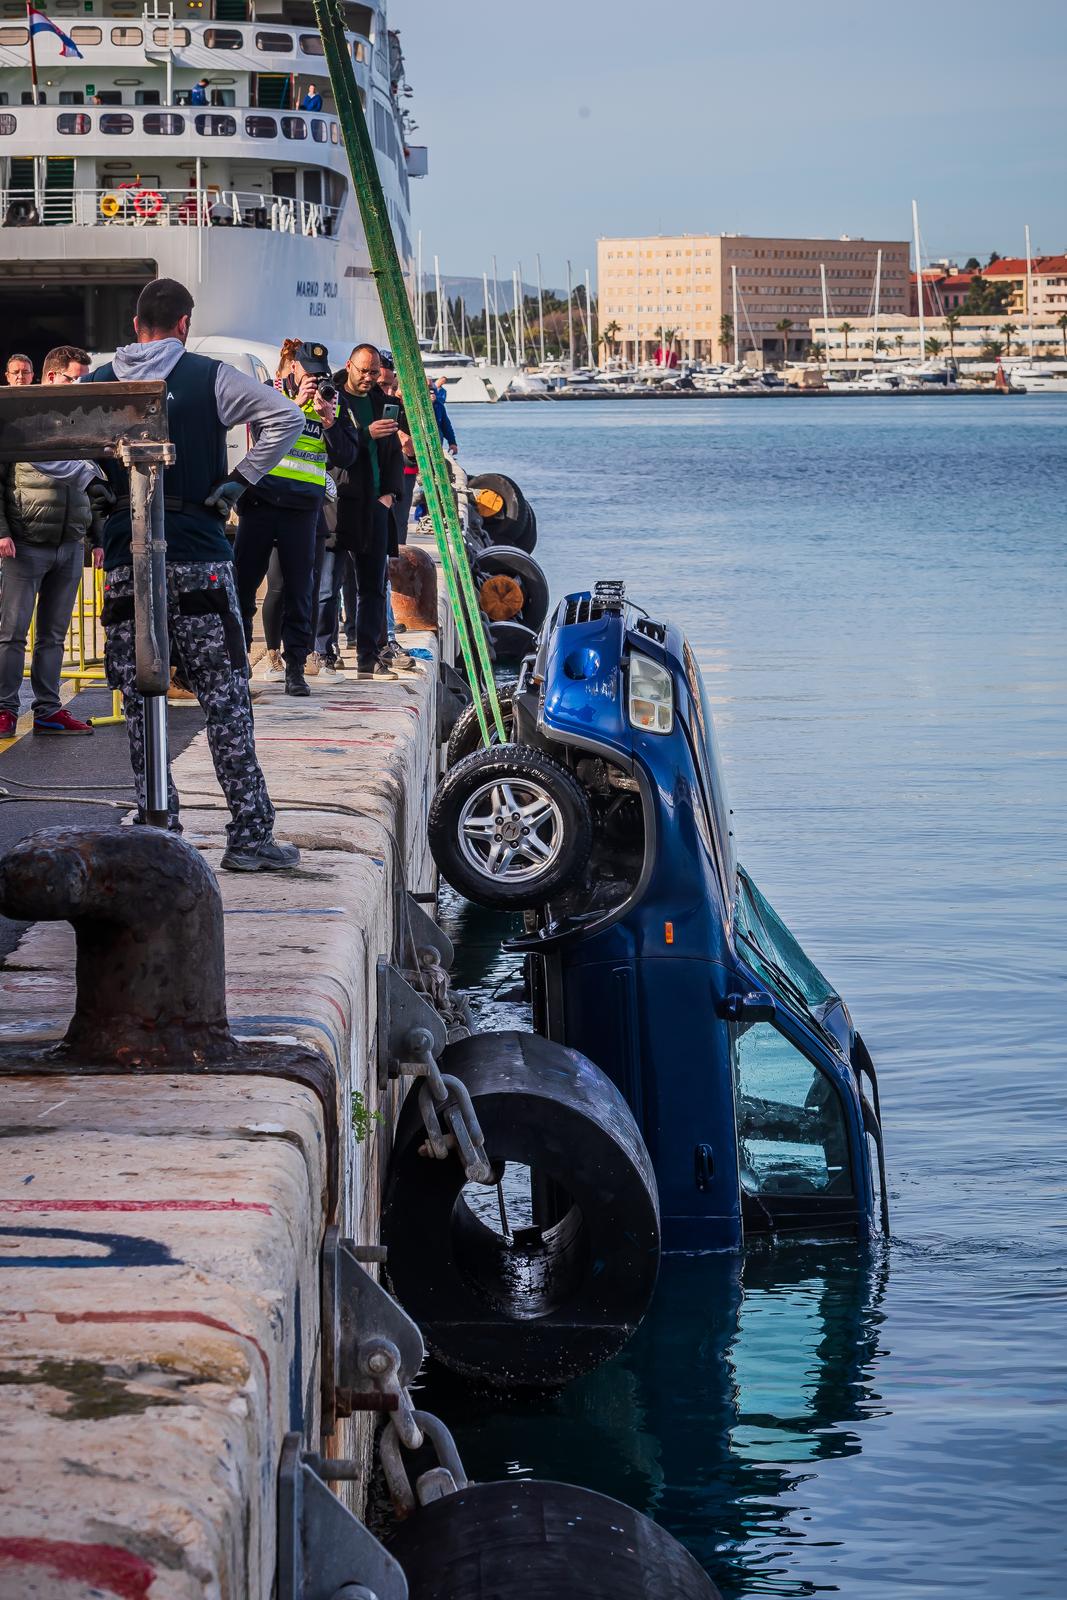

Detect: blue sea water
[433, 397, 1067, 1598]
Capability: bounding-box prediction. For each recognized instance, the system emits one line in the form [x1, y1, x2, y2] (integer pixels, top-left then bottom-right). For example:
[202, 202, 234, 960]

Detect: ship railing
[0, 186, 339, 237]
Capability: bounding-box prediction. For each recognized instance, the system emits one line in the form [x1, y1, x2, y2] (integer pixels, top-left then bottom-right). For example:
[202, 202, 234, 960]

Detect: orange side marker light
[664, 921, 674, 945]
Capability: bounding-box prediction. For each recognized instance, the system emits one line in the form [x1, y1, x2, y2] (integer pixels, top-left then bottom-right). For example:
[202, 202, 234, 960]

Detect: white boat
[1003, 363, 1067, 393]
[0, 3, 419, 363]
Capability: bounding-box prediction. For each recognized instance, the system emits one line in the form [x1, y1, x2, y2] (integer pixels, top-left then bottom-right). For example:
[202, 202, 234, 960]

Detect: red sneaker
[0, 710, 16, 738]
[33, 708, 94, 736]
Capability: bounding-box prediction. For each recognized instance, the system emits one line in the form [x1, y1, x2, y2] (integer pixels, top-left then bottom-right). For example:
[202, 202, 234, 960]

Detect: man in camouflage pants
[88, 278, 305, 869]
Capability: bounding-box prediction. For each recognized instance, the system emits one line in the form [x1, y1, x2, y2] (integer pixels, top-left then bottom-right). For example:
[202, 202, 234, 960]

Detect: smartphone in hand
[383, 403, 400, 421]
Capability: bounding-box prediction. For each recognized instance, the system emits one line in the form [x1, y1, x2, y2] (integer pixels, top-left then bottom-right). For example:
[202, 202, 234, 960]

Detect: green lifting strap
[312, 0, 505, 745]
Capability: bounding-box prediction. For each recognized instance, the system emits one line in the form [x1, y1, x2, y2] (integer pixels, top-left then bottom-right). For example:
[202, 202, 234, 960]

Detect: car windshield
[735, 866, 837, 1019]
[681, 640, 736, 894]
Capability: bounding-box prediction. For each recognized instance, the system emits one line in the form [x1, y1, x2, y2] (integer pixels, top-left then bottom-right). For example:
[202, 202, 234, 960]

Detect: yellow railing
[24, 564, 124, 727]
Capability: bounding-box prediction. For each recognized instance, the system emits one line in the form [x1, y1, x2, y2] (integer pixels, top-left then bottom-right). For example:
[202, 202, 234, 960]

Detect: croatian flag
[27, 7, 84, 58]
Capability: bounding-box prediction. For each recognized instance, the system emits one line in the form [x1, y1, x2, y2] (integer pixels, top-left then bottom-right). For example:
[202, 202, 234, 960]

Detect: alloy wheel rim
[457, 777, 564, 882]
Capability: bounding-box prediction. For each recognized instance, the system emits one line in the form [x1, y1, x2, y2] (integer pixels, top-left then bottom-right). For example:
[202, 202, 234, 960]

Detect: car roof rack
[592, 579, 626, 613]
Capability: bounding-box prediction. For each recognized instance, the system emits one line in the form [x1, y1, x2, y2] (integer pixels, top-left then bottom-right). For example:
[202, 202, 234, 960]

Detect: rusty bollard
[0, 826, 233, 1066]
[388, 546, 438, 632]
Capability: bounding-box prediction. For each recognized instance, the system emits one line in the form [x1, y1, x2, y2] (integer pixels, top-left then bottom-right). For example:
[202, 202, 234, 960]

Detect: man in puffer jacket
[0, 344, 107, 738]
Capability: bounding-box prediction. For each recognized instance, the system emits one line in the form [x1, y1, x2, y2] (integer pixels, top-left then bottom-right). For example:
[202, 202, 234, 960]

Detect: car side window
[733, 1021, 852, 1196]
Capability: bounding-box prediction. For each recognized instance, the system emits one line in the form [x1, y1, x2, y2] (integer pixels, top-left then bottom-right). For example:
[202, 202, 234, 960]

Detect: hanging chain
[362, 1341, 470, 1517]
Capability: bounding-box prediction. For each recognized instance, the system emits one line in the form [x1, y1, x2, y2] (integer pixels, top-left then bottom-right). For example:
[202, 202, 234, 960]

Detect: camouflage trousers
[104, 560, 276, 850]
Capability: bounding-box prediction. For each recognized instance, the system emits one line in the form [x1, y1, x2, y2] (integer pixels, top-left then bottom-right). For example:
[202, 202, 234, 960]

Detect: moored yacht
[0, 1, 420, 363]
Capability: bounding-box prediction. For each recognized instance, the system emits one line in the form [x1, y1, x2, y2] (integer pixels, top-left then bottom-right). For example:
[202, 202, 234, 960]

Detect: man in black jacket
[332, 343, 404, 680]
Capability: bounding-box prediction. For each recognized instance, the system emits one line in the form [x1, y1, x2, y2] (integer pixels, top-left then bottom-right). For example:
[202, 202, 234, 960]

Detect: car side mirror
[719, 989, 776, 1023]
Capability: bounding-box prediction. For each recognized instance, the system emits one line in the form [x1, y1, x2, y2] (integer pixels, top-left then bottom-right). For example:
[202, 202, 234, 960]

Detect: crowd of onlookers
[0, 280, 458, 875]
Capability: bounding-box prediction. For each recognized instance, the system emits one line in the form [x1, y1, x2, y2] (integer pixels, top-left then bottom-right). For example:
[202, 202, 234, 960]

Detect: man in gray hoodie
[87, 277, 305, 872]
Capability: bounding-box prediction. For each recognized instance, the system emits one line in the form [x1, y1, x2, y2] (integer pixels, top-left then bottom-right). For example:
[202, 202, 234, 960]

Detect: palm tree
[600, 319, 621, 362]
[838, 321, 854, 365]
[1057, 312, 1067, 361]
[1000, 321, 1016, 358]
[808, 342, 825, 363]
[943, 311, 961, 364]
[775, 317, 793, 364]
[719, 313, 734, 361]
[924, 337, 944, 358]
[979, 339, 1004, 361]
[894, 333, 905, 357]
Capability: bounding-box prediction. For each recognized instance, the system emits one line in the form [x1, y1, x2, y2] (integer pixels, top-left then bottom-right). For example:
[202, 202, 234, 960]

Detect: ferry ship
[0, 1, 421, 367]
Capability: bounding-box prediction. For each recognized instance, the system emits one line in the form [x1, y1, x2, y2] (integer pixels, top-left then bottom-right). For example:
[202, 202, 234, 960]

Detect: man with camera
[233, 340, 357, 697]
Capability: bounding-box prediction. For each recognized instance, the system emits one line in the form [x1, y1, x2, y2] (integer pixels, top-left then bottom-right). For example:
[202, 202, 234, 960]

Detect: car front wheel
[429, 744, 593, 910]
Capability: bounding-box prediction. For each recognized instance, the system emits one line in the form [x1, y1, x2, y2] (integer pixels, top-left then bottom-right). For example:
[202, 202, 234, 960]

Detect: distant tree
[838, 321, 854, 364]
[872, 336, 886, 355]
[719, 312, 734, 360]
[925, 336, 944, 357]
[808, 341, 825, 362]
[775, 317, 794, 363]
[1000, 321, 1017, 357]
[958, 276, 1011, 316]
[964, 256, 981, 272]
[1057, 312, 1067, 360]
[979, 339, 1004, 360]
[943, 311, 962, 363]
[894, 333, 905, 357]
[987, 251, 1001, 266]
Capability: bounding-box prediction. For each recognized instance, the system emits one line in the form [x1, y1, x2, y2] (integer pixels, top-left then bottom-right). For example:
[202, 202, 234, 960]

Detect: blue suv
[430, 581, 888, 1252]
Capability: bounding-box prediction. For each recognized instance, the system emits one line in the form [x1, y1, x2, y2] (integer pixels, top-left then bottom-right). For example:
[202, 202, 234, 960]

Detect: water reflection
[433, 896, 889, 1598]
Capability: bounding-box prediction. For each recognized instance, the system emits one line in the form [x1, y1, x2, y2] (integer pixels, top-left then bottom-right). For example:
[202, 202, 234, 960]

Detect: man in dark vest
[88, 276, 306, 871]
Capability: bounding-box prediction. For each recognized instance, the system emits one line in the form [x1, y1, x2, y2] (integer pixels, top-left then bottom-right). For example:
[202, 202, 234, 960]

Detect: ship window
[245, 114, 277, 138]
[196, 112, 236, 136]
[135, 90, 161, 105]
[353, 40, 366, 63]
[299, 33, 324, 55]
[59, 91, 85, 105]
[111, 26, 143, 45]
[330, 122, 339, 143]
[310, 117, 327, 142]
[281, 115, 307, 140]
[0, 114, 15, 134]
[205, 28, 243, 49]
[57, 112, 91, 134]
[733, 1022, 852, 1197]
[256, 30, 293, 52]
[144, 112, 185, 134]
[21, 90, 46, 103]
[100, 113, 135, 134]
[0, 25, 27, 43]
[70, 24, 101, 44]
[153, 26, 190, 46]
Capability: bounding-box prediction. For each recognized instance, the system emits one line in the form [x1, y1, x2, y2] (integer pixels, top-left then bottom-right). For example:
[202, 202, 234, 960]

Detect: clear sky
[390, 0, 1065, 286]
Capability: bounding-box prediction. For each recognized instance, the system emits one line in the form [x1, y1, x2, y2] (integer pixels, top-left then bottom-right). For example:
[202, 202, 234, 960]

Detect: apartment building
[596, 232, 910, 364]
[981, 256, 1067, 318]
[809, 313, 1067, 363]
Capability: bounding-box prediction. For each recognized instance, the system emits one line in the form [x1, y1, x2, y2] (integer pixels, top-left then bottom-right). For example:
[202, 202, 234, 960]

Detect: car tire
[445, 681, 517, 769]
[429, 744, 594, 910]
[472, 546, 550, 631]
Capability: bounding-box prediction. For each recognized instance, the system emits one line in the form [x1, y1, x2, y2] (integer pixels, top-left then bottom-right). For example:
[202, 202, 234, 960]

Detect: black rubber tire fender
[428, 743, 593, 910]
[487, 619, 539, 664]
[382, 1030, 662, 1390]
[445, 680, 518, 769]
[471, 545, 550, 631]
[468, 471, 537, 552]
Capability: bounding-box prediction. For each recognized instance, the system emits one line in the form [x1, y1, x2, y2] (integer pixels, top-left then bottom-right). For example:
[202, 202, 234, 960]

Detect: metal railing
[1, 185, 339, 236]
[21, 562, 124, 728]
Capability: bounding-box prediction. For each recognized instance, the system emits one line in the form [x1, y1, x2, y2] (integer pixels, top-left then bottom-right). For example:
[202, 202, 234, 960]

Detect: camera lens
[318, 381, 337, 405]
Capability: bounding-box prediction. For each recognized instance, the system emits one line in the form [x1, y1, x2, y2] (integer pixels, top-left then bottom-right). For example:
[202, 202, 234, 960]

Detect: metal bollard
[0, 826, 232, 1064]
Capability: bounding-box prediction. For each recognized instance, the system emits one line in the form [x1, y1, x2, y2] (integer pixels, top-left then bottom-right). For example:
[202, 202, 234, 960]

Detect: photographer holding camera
[234, 339, 357, 697]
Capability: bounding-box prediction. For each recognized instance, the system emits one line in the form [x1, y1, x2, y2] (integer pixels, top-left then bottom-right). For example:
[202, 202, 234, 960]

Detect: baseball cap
[380, 348, 395, 370]
[294, 340, 330, 376]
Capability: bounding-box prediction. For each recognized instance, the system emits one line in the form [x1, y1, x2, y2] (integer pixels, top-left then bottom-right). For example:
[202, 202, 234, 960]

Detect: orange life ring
[133, 189, 163, 217]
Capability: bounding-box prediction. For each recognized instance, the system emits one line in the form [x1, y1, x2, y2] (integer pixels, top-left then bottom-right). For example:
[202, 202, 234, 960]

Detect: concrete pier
[0, 535, 449, 1597]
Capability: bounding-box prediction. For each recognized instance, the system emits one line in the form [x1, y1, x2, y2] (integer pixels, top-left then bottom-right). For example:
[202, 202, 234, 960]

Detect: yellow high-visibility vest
[267, 400, 327, 487]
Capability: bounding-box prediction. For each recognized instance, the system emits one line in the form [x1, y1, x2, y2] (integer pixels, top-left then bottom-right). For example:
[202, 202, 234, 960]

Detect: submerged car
[430, 581, 888, 1252]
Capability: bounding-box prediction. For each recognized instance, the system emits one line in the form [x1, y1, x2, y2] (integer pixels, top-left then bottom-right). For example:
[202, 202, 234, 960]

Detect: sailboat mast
[416, 230, 424, 339]
[491, 255, 502, 366]
[872, 247, 882, 364]
[536, 253, 546, 365]
[731, 264, 739, 364]
[585, 267, 594, 366]
[912, 199, 926, 358]
[1024, 223, 1035, 361]
[433, 254, 443, 350]
[820, 262, 830, 370]
[482, 271, 490, 361]
[566, 259, 575, 370]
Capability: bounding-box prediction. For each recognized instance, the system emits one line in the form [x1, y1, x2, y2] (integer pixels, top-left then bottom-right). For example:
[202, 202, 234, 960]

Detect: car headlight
[628, 652, 674, 734]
